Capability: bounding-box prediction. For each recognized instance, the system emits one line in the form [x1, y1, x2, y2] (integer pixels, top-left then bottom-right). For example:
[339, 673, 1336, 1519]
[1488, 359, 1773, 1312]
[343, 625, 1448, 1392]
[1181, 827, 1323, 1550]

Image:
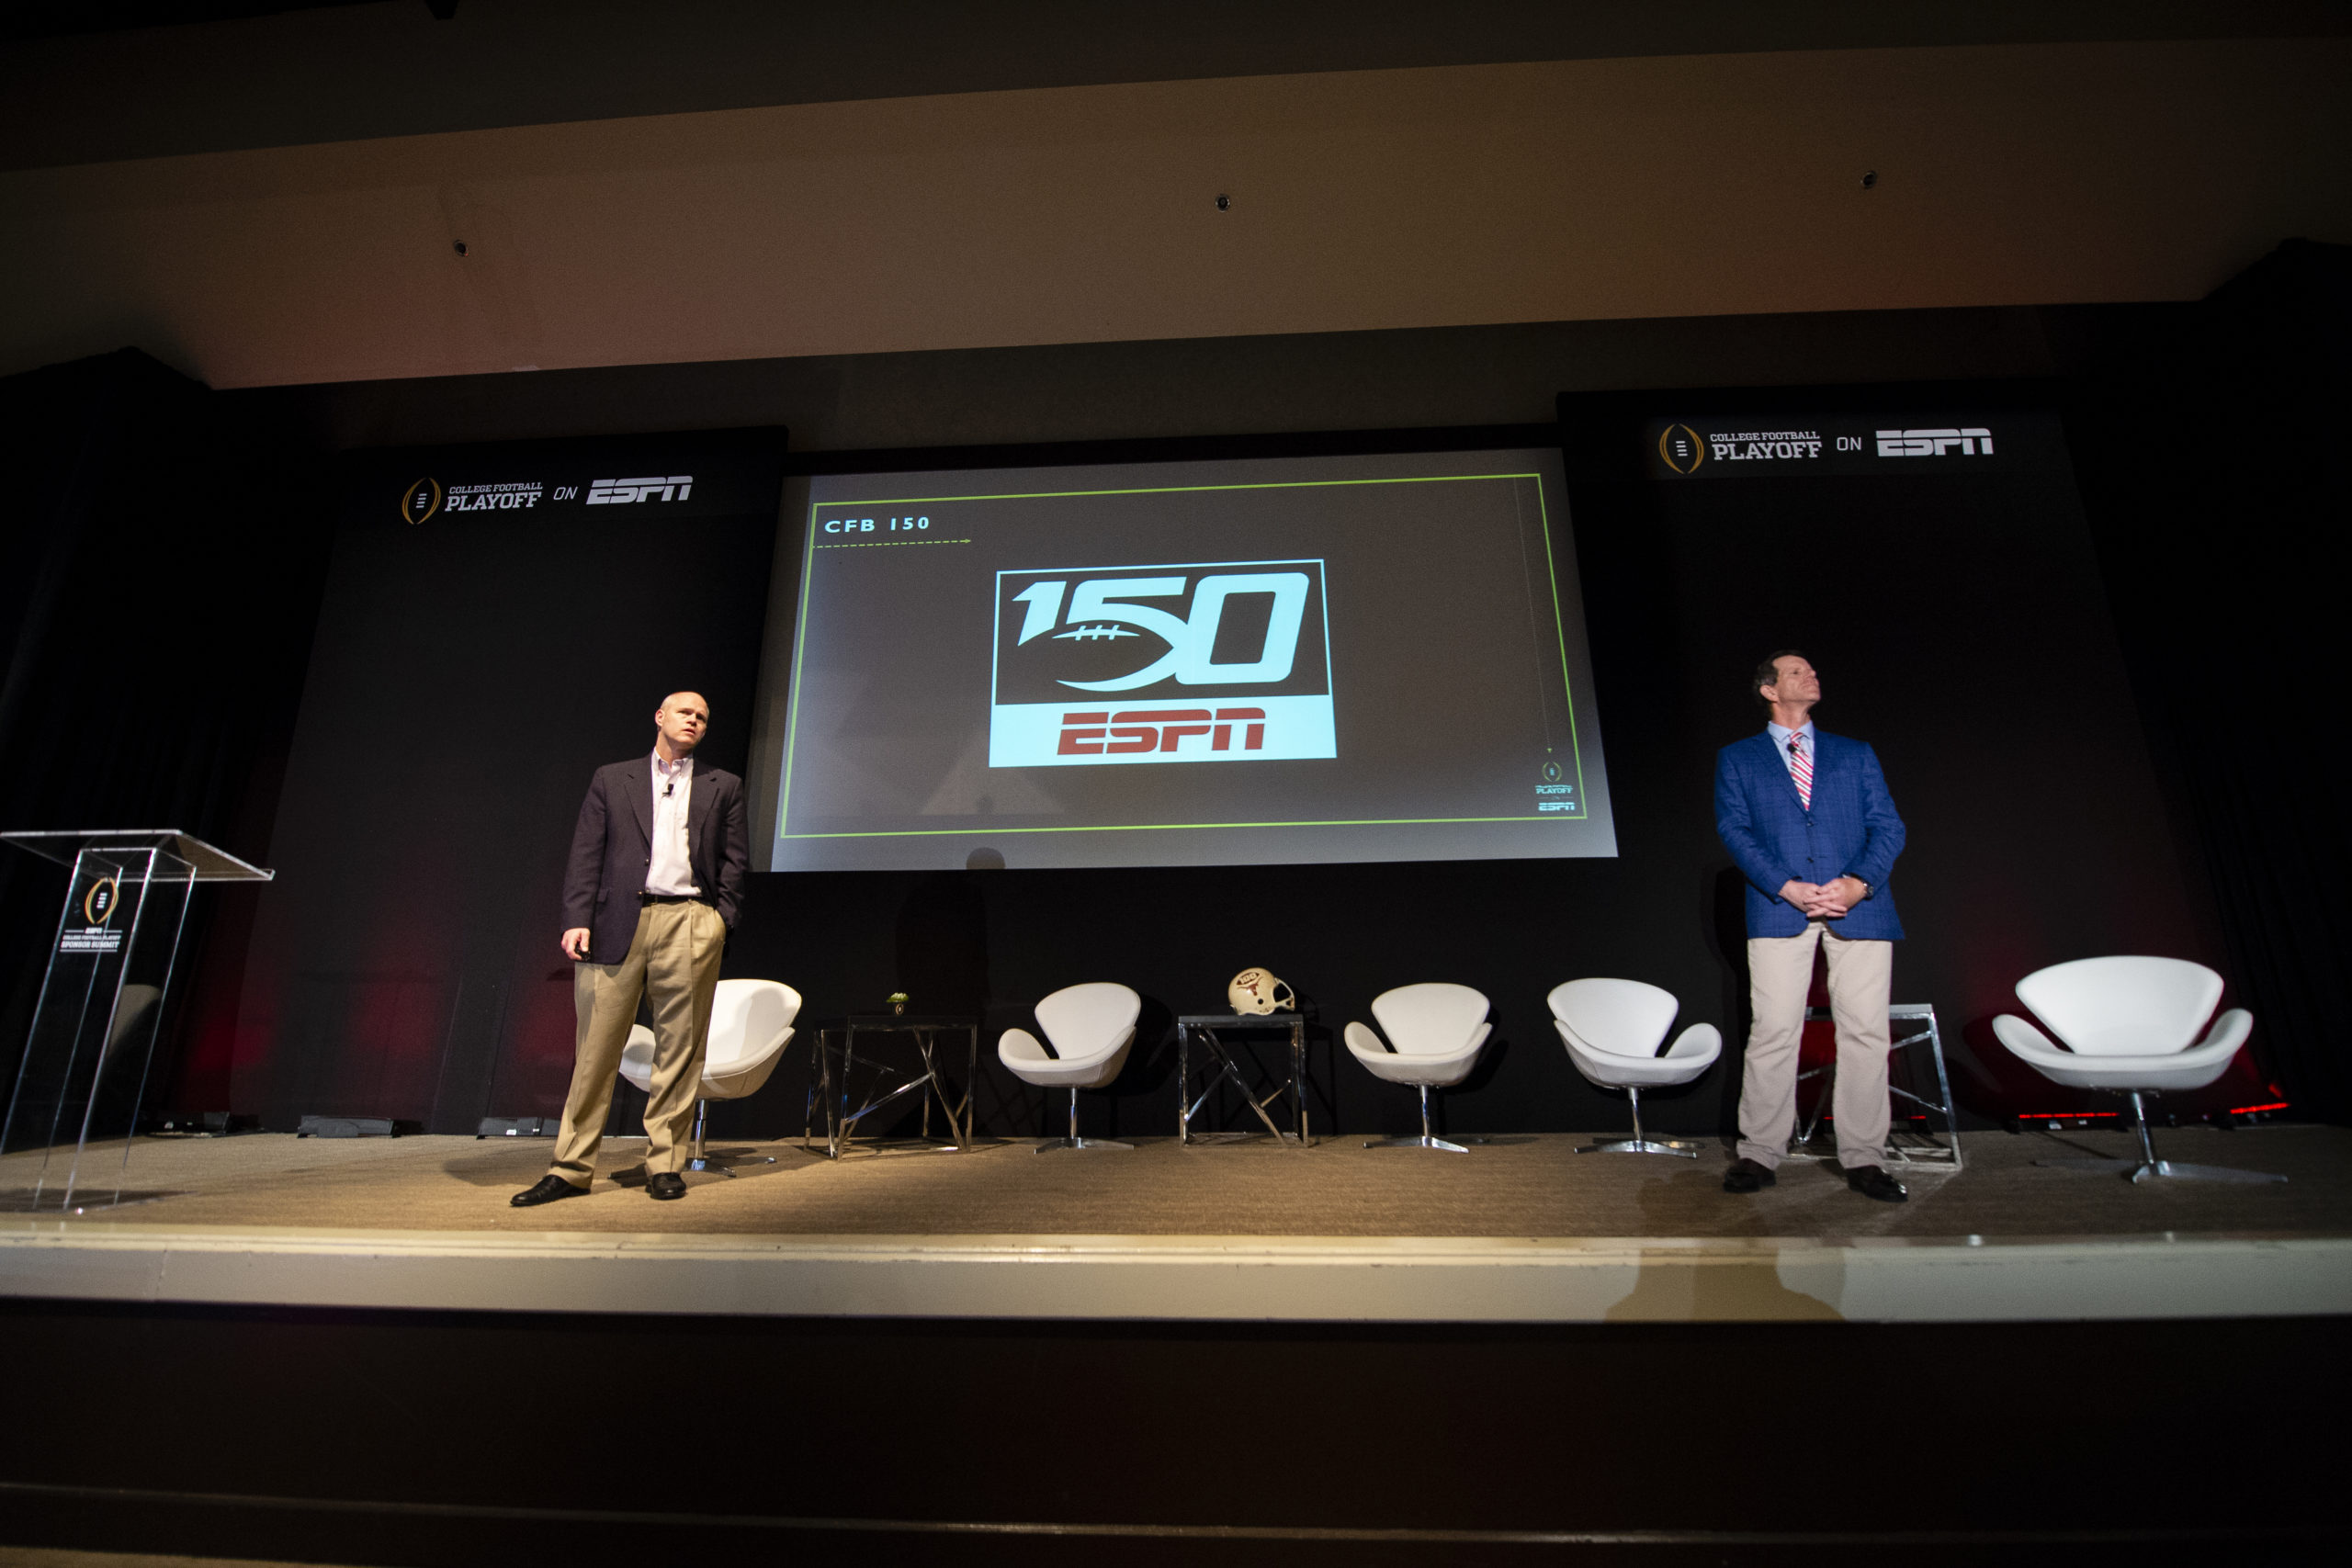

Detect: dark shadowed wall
[201, 390, 2243, 1142]
[12, 265, 2339, 1140]
[219, 434, 782, 1132]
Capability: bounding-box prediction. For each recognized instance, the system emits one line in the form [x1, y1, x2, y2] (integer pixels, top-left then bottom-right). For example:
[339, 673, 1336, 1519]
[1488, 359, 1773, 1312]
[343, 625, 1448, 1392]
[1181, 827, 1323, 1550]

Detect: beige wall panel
[3, 39, 2346, 388]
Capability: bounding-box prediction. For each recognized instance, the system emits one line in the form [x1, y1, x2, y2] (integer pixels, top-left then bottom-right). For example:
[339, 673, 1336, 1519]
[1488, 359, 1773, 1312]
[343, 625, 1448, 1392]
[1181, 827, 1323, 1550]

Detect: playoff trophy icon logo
[400, 477, 442, 524]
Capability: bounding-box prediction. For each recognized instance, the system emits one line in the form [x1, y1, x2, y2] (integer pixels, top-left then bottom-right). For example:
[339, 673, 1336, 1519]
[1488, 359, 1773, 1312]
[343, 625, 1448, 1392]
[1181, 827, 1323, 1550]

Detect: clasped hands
[1779, 876, 1867, 919]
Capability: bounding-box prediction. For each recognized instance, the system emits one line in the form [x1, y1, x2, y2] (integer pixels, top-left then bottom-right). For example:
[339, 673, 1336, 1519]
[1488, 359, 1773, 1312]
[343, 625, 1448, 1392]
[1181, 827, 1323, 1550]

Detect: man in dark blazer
[512, 691, 749, 1205]
[1714, 651, 1910, 1202]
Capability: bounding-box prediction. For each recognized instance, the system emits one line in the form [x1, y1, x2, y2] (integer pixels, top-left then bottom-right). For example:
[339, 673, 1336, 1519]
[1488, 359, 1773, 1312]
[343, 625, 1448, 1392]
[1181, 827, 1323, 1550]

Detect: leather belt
[637, 891, 707, 905]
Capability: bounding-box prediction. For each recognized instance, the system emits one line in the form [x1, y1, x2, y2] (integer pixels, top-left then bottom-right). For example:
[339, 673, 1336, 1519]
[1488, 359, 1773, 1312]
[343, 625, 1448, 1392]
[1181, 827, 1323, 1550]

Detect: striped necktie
[1788, 731, 1813, 808]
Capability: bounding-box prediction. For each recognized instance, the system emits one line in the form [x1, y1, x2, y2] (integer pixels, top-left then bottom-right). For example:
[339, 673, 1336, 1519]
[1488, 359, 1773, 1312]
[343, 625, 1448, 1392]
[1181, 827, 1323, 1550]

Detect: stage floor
[5, 1127, 2349, 1324]
[6, 1123, 2351, 1236]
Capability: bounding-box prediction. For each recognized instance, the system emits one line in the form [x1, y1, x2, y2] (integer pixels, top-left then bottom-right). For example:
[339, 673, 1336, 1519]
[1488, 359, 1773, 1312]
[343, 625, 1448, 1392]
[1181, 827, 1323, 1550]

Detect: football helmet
[1227, 968, 1295, 1016]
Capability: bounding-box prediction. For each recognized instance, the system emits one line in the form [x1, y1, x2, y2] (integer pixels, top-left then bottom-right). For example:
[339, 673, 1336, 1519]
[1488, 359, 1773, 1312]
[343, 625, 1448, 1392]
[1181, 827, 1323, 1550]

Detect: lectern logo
[1657, 423, 1705, 475]
[989, 559, 1337, 768]
[401, 478, 442, 525]
[83, 877, 118, 926]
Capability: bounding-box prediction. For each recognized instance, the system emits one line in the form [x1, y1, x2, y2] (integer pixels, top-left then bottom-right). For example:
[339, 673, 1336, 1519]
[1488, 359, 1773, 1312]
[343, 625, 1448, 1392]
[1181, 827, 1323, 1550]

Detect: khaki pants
[1736, 921, 1893, 1170]
[549, 899, 726, 1185]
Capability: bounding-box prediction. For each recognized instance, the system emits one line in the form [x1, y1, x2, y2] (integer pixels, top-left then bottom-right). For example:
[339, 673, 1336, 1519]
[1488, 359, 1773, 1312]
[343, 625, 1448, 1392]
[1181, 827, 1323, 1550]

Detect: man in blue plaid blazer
[1714, 651, 1910, 1202]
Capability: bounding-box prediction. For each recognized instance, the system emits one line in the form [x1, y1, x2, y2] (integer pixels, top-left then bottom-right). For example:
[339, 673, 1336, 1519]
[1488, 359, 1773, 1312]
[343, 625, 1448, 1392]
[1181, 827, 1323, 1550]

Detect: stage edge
[4, 1227, 2349, 1323]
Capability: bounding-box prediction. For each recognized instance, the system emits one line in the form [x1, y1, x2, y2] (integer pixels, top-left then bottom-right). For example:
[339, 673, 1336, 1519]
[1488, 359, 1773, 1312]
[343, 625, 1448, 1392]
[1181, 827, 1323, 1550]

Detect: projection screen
[752, 447, 1613, 871]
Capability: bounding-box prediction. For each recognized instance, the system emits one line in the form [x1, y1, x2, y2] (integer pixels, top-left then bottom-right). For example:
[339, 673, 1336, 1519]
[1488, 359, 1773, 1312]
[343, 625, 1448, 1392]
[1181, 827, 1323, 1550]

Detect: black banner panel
[758, 449, 1615, 870]
[1559, 389, 2261, 1121]
[231, 431, 783, 1128]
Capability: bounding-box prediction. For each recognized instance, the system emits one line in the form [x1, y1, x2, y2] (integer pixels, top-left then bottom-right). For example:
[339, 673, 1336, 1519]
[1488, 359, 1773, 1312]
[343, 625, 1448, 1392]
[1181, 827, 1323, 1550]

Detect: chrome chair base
[684, 1150, 775, 1177]
[1363, 1085, 1480, 1152]
[682, 1098, 775, 1177]
[1577, 1086, 1699, 1157]
[2032, 1091, 2287, 1185]
[1034, 1085, 1131, 1153]
[2036, 1155, 2286, 1185]
[1576, 1134, 1702, 1158]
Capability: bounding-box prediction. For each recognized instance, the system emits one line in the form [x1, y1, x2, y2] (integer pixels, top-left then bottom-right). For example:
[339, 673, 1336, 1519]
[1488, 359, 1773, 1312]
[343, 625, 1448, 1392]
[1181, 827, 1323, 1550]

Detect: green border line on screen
[781, 813, 1577, 841]
[816, 473, 1537, 508]
[1528, 477, 1588, 808]
[778, 470, 1589, 844]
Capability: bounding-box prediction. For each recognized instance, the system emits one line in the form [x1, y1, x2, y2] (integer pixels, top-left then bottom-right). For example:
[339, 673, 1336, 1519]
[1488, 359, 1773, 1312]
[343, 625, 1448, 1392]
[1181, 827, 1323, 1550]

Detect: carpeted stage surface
[10, 1124, 2348, 1236]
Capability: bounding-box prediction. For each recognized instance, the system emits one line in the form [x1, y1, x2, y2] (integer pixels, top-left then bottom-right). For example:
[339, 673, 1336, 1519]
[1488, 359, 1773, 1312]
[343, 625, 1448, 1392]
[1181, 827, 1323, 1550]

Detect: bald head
[654, 692, 709, 761]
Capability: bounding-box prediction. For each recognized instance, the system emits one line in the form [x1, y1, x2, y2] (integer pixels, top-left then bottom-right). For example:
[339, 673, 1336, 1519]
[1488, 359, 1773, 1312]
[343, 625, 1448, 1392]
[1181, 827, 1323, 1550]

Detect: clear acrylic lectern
[1, 829, 271, 1212]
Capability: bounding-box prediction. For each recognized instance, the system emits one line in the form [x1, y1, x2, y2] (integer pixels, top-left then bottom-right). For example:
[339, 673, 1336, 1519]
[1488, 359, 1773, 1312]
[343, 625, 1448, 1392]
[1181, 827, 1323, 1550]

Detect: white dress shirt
[646, 750, 699, 896]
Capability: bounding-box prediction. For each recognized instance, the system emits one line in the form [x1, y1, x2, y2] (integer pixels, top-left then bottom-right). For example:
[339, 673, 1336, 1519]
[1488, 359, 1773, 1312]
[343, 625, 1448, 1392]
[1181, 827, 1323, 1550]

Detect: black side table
[808, 1013, 980, 1159]
[1175, 1012, 1311, 1145]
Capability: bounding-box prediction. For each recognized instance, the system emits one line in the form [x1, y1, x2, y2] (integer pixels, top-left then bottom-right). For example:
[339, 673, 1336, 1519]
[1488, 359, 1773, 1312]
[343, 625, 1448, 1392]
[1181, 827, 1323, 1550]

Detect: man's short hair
[1752, 650, 1806, 707]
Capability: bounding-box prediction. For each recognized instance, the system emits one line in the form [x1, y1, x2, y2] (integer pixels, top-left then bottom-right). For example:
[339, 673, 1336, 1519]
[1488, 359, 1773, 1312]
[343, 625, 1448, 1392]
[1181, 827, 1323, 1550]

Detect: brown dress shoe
[511, 1175, 589, 1208]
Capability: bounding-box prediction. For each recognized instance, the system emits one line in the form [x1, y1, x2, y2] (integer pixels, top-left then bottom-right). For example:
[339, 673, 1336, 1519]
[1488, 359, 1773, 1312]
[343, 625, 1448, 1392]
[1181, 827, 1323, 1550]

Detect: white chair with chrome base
[1344, 983, 1492, 1152]
[1550, 978, 1721, 1158]
[620, 978, 800, 1175]
[999, 982, 1141, 1151]
[1992, 956, 2281, 1184]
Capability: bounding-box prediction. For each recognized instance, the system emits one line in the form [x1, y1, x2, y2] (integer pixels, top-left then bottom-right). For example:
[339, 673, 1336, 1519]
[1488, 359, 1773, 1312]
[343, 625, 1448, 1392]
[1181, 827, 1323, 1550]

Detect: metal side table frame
[1788, 1001, 1962, 1169]
[1175, 1012, 1311, 1146]
[805, 1015, 979, 1160]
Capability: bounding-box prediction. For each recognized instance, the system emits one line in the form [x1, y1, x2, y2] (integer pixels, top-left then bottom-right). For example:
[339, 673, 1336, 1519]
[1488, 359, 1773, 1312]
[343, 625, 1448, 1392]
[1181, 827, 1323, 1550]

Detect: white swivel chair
[620, 977, 800, 1175]
[1549, 978, 1721, 1158]
[1992, 956, 2280, 1184]
[1344, 983, 1493, 1152]
[999, 982, 1141, 1152]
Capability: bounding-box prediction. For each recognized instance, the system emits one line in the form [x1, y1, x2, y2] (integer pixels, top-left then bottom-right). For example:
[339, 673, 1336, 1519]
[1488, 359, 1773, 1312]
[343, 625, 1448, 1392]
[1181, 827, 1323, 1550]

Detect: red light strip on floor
[2017, 1111, 2119, 1120]
[2225, 1101, 2290, 1115]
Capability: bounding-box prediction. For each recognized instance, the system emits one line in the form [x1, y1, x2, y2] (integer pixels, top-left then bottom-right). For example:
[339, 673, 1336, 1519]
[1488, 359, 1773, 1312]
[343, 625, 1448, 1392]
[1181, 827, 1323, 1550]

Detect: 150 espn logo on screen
[989, 560, 1336, 768]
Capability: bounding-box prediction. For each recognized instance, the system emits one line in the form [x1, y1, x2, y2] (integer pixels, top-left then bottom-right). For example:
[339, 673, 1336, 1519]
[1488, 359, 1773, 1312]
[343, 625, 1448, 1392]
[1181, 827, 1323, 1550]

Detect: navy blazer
[561, 756, 750, 964]
[1714, 729, 1905, 941]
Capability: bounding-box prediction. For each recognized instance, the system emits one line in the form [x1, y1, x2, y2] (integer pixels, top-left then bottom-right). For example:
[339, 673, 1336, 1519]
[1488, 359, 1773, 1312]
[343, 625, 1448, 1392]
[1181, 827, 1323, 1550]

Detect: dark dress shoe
[646, 1171, 687, 1201]
[1845, 1164, 1908, 1202]
[1723, 1157, 1778, 1194]
[511, 1175, 589, 1208]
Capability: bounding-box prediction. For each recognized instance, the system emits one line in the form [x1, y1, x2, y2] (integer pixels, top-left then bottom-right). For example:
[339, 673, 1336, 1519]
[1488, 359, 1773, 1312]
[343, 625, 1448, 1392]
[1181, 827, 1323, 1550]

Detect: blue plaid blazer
[1714, 728, 1905, 941]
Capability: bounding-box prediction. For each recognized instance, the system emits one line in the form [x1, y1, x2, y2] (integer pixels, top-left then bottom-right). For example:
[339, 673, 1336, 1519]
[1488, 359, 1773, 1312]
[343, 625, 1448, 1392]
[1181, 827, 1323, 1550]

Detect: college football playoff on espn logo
[988, 560, 1337, 769]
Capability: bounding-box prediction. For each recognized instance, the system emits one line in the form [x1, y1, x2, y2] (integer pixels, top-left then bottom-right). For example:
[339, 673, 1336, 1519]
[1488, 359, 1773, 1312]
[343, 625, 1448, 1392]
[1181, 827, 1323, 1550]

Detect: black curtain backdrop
[6, 243, 2343, 1140]
[703, 393, 2239, 1145]
[1552, 389, 2254, 1132]
[222, 434, 785, 1133]
[0, 349, 329, 1121]
[2064, 239, 2352, 1122]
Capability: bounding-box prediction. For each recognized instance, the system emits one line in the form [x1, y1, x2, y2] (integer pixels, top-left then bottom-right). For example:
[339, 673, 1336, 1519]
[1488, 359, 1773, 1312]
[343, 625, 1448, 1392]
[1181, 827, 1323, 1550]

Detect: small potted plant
[888, 991, 909, 1017]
